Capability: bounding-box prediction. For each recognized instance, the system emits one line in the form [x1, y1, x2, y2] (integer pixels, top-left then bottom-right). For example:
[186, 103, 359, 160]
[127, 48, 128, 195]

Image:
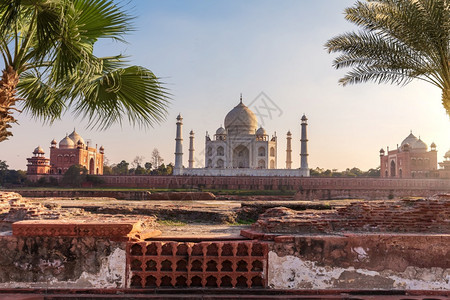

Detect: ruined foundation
[0, 191, 448, 299]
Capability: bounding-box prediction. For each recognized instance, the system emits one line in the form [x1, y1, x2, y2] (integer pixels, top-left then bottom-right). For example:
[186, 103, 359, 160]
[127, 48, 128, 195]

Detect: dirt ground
[29, 197, 250, 238]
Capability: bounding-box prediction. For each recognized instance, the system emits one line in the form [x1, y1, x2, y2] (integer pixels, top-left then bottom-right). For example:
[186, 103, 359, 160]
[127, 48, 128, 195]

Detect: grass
[228, 219, 256, 226]
[157, 220, 187, 227]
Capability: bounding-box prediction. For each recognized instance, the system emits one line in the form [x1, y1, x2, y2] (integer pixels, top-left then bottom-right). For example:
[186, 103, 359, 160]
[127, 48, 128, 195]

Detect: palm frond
[68, 58, 170, 130]
[16, 70, 67, 123]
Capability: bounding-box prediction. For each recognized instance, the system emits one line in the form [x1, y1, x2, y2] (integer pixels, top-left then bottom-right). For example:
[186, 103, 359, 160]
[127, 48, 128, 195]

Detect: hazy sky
[1, 0, 450, 171]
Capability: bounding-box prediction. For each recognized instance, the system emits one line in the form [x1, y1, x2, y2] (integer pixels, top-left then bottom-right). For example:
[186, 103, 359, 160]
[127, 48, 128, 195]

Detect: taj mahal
[173, 95, 310, 177]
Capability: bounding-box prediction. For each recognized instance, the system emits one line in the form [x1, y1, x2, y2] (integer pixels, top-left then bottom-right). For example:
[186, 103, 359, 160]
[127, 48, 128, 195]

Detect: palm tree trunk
[0, 66, 19, 142]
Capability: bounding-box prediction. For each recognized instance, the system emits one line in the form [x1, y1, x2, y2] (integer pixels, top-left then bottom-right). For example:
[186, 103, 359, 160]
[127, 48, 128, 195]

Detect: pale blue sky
[1, 0, 449, 171]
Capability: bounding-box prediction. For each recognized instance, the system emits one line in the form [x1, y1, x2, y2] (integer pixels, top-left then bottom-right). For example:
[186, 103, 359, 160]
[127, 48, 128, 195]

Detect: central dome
[224, 99, 258, 135]
[69, 129, 85, 145]
[401, 132, 418, 147]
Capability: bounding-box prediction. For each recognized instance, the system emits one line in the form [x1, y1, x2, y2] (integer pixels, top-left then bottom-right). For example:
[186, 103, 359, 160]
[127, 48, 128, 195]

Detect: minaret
[174, 114, 183, 175]
[300, 114, 309, 170]
[286, 131, 292, 169]
[188, 130, 195, 168]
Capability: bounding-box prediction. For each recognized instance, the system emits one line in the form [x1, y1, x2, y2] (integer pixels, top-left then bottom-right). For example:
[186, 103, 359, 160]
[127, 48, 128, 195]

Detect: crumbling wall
[0, 236, 126, 289]
[268, 235, 450, 290]
[253, 197, 450, 234]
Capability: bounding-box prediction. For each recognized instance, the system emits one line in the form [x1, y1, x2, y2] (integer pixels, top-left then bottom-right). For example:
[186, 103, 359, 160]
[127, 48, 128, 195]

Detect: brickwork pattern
[127, 241, 268, 288]
[252, 197, 450, 234]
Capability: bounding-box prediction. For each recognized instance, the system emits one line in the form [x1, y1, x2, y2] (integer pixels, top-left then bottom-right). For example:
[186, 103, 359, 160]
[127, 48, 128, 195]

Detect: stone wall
[99, 175, 450, 199]
[268, 234, 450, 290]
[252, 197, 450, 234]
[0, 236, 126, 289]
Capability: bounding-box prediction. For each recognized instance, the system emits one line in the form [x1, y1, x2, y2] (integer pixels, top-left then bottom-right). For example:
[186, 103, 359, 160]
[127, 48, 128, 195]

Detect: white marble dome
[413, 138, 427, 151]
[216, 126, 226, 135]
[224, 100, 258, 135]
[445, 149, 450, 158]
[401, 132, 418, 147]
[59, 135, 75, 149]
[256, 127, 267, 136]
[68, 129, 85, 145]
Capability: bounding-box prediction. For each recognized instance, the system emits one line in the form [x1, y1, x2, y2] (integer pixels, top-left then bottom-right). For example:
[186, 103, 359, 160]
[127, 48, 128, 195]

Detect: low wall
[14, 189, 151, 200]
[0, 234, 447, 291]
[268, 234, 450, 290]
[99, 176, 450, 199]
[0, 236, 126, 289]
[25, 175, 450, 199]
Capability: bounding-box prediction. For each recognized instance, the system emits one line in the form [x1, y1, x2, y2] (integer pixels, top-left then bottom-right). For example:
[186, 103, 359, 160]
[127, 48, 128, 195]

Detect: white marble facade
[174, 96, 309, 177]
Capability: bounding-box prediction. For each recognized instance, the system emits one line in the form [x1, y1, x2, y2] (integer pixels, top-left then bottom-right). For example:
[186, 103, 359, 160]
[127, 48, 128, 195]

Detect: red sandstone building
[26, 146, 51, 175]
[380, 132, 438, 178]
[27, 130, 104, 177]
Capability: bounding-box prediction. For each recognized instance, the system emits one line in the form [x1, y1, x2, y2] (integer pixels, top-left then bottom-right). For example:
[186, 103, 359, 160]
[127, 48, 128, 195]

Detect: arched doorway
[258, 159, 265, 168]
[270, 160, 275, 169]
[89, 158, 95, 174]
[233, 145, 249, 168]
[390, 160, 396, 177]
[216, 159, 224, 168]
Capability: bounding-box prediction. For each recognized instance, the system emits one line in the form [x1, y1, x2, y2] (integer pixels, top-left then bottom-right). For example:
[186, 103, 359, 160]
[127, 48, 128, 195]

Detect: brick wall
[251, 196, 450, 234]
[96, 175, 450, 199]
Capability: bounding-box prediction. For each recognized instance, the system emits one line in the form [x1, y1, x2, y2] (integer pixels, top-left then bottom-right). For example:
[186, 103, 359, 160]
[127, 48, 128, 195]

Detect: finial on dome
[240, 93, 242, 104]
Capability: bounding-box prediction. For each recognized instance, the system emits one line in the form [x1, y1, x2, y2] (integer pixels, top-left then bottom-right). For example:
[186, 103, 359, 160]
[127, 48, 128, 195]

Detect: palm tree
[325, 0, 450, 115]
[0, 0, 169, 142]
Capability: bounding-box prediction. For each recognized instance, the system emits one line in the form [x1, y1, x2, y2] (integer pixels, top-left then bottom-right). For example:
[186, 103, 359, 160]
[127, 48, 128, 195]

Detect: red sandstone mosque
[380, 132, 450, 179]
[26, 130, 104, 178]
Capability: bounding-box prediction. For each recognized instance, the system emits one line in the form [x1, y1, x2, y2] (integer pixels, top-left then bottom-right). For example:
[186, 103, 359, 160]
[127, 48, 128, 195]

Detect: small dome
[401, 132, 418, 147]
[59, 135, 75, 149]
[287, 130, 292, 136]
[51, 139, 57, 144]
[413, 138, 427, 151]
[99, 145, 104, 150]
[33, 146, 45, 154]
[430, 142, 436, 148]
[301, 114, 308, 121]
[256, 127, 267, 136]
[379, 148, 385, 153]
[224, 98, 258, 135]
[190, 130, 194, 136]
[216, 126, 226, 135]
[68, 129, 85, 145]
[445, 149, 450, 158]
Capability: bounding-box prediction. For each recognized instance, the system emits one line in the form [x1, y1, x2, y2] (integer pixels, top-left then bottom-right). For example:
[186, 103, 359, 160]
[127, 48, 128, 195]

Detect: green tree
[103, 164, 113, 175]
[134, 165, 146, 175]
[0, 160, 8, 185]
[0, 0, 169, 142]
[144, 162, 152, 173]
[61, 165, 87, 187]
[326, 0, 450, 115]
[113, 160, 129, 175]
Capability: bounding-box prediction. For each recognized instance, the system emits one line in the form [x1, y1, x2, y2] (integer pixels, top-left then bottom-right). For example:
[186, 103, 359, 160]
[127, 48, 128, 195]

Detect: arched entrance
[233, 145, 250, 168]
[390, 160, 396, 177]
[89, 158, 95, 174]
[216, 159, 224, 168]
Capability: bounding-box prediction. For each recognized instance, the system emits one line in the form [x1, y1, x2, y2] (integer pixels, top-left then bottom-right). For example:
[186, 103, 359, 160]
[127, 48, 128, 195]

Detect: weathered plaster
[0, 236, 126, 289]
[0, 247, 126, 289]
[268, 251, 450, 290]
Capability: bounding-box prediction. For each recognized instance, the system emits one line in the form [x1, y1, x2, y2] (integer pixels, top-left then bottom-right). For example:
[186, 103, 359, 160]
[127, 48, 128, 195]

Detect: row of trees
[310, 167, 380, 177]
[0, 160, 26, 186]
[103, 149, 173, 176]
